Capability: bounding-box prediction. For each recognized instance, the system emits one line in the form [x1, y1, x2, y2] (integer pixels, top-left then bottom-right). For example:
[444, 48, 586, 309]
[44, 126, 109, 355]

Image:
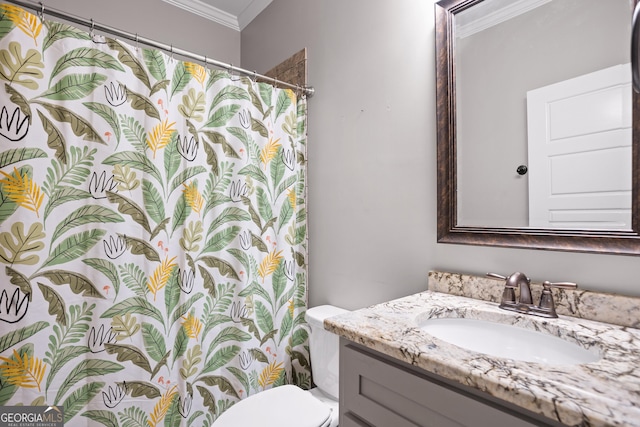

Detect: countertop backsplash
[428, 271, 640, 329]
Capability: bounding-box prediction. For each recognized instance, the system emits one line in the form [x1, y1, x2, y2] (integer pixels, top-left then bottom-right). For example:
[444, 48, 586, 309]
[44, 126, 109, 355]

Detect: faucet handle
[538, 281, 578, 317]
[487, 273, 516, 304]
[542, 281, 577, 290]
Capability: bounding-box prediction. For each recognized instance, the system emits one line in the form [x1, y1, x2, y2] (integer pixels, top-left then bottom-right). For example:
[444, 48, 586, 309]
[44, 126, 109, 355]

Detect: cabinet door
[340, 341, 543, 427]
[342, 413, 372, 427]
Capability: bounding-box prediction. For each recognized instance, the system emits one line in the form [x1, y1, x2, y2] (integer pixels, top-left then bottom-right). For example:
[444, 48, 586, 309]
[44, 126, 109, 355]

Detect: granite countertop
[324, 290, 640, 427]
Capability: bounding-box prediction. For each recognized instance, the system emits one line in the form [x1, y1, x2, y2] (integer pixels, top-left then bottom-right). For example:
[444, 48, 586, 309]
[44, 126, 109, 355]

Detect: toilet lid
[213, 385, 332, 427]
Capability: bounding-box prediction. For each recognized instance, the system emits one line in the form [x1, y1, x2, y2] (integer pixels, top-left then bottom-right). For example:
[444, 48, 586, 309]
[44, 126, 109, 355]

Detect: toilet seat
[213, 385, 332, 427]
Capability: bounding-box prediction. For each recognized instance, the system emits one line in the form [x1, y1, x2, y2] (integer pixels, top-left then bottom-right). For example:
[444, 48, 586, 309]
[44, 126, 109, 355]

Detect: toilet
[213, 305, 348, 427]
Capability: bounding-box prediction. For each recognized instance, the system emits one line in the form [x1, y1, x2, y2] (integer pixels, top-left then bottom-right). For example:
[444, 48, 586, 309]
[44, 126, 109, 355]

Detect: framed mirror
[436, 0, 640, 255]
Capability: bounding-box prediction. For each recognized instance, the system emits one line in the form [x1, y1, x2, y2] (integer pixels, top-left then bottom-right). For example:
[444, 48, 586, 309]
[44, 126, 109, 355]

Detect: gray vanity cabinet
[339, 339, 563, 427]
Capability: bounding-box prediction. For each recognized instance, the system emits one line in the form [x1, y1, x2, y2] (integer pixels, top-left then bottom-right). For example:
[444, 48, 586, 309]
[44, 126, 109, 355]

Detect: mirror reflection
[455, 0, 632, 230]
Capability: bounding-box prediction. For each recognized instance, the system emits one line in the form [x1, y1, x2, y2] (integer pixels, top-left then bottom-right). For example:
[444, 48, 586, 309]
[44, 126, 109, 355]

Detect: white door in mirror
[527, 63, 631, 230]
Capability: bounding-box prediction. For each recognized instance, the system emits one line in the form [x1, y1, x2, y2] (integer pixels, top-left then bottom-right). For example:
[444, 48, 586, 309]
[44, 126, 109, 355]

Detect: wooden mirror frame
[435, 0, 640, 255]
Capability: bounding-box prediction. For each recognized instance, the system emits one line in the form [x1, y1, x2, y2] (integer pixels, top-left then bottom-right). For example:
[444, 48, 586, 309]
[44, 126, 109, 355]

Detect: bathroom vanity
[339, 341, 561, 427]
[325, 271, 640, 427]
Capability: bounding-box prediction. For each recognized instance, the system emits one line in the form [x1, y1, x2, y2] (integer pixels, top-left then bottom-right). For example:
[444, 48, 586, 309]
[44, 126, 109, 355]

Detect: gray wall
[42, 0, 240, 64]
[242, 0, 434, 309]
[242, 0, 640, 310]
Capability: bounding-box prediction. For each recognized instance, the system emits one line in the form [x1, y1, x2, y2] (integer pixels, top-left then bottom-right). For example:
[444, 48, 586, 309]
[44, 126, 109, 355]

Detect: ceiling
[161, 0, 272, 31]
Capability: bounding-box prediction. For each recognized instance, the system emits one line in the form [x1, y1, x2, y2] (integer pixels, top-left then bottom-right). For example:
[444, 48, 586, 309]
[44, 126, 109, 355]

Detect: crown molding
[161, 0, 240, 31]
[237, 0, 272, 30]
[457, 0, 551, 39]
[161, 0, 272, 31]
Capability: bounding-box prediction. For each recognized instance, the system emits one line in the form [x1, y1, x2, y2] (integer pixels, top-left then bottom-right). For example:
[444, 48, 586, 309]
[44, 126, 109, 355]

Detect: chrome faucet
[487, 272, 577, 318]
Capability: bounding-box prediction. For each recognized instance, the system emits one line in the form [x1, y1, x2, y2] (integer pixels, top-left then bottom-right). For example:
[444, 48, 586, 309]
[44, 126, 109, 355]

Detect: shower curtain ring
[38, 2, 44, 21]
[170, 44, 174, 60]
[135, 33, 139, 50]
[90, 19, 95, 40]
[253, 70, 257, 82]
[204, 56, 207, 67]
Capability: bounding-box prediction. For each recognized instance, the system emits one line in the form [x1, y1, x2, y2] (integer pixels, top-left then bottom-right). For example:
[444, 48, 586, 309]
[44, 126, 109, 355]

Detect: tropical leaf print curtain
[0, 4, 310, 425]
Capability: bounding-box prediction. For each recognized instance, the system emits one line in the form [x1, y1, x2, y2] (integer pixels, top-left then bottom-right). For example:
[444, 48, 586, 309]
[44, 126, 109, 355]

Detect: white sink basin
[420, 318, 600, 365]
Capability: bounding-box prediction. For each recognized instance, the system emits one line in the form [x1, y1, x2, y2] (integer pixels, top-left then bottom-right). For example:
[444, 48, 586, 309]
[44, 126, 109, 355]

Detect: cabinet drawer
[340, 341, 544, 427]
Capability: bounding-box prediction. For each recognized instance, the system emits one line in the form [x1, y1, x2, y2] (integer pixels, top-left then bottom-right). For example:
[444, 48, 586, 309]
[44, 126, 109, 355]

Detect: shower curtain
[0, 4, 310, 425]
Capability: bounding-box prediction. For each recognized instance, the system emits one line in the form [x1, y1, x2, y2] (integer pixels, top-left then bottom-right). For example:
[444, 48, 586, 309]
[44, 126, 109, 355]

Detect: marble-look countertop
[325, 291, 640, 427]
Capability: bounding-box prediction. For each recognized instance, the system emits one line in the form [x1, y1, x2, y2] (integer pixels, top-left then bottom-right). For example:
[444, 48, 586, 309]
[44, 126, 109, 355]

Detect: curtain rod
[3, 0, 315, 97]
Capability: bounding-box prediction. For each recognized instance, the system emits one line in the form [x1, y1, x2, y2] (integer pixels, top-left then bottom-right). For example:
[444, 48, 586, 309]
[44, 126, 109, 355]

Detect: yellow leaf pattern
[260, 137, 281, 166]
[285, 89, 297, 104]
[258, 360, 284, 389]
[288, 187, 296, 211]
[258, 249, 283, 283]
[185, 62, 207, 86]
[288, 299, 294, 318]
[146, 119, 176, 158]
[183, 181, 204, 215]
[1, 5, 42, 46]
[147, 385, 177, 427]
[0, 349, 46, 392]
[0, 167, 44, 217]
[147, 256, 177, 300]
[182, 312, 203, 340]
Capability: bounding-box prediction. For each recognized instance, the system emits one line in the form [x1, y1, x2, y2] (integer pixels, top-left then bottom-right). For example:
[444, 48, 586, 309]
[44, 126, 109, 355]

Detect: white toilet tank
[305, 305, 348, 401]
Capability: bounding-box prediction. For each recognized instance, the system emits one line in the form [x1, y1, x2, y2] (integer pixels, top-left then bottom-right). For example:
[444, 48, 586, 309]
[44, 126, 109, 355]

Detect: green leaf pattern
[0, 6, 309, 425]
